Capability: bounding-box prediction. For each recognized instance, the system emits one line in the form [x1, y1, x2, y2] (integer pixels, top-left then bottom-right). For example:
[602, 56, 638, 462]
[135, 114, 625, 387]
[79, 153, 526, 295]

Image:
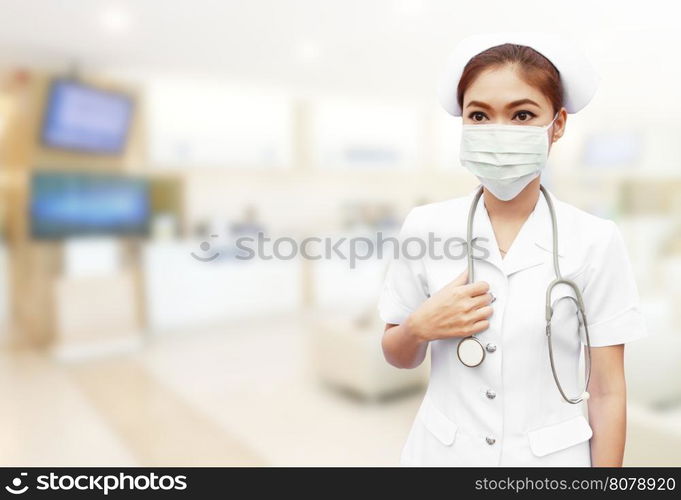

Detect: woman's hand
[382, 268, 493, 369]
[405, 268, 493, 343]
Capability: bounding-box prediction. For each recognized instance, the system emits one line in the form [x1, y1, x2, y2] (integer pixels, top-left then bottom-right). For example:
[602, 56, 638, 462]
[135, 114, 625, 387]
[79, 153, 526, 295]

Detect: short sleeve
[580, 220, 649, 347]
[377, 208, 429, 325]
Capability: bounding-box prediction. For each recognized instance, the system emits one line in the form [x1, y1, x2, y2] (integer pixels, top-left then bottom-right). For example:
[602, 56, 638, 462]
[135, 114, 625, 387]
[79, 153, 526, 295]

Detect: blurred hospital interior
[0, 0, 680, 466]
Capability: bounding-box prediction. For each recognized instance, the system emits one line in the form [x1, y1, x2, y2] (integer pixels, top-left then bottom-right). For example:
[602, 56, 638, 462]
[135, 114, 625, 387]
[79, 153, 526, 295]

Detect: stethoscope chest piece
[457, 336, 485, 367]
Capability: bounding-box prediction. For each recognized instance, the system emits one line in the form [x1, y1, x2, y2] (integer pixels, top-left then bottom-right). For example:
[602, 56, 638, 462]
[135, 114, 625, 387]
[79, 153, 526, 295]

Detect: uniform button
[486, 436, 496, 445]
[485, 343, 497, 353]
[486, 389, 496, 399]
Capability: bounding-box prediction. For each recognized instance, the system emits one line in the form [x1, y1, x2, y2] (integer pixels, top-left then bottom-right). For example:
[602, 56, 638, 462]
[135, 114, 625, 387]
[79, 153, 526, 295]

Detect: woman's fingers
[452, 267, 469, 286]
[470, 292, 494, 309]
[468, 319, 490, 335]
[469, 305, 494, 322]
[462, 280, 490, 297]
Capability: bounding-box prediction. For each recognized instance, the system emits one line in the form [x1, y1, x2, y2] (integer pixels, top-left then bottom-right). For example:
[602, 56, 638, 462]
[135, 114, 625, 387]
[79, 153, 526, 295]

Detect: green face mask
[459, 112, 559, 200]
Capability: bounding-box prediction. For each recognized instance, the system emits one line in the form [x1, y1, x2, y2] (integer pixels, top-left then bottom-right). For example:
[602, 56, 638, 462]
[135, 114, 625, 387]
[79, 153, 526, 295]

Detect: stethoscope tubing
[464, 184, 592, 404]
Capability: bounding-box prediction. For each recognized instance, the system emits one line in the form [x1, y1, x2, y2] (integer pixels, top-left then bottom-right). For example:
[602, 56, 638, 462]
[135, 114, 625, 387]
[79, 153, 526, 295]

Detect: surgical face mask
[459, 112, 559, 201]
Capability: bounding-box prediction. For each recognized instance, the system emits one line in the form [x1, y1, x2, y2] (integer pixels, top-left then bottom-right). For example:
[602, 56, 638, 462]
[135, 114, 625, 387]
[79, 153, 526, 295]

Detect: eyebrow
[465, 98, 541, 110]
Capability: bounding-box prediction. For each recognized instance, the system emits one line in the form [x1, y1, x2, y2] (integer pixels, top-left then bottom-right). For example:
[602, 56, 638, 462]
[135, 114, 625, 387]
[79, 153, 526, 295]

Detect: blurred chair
[306, 308, 429, 401]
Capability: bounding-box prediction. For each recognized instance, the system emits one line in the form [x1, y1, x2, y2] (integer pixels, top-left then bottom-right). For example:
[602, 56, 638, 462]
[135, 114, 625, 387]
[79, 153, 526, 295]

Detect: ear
[551, 107, 568, 143]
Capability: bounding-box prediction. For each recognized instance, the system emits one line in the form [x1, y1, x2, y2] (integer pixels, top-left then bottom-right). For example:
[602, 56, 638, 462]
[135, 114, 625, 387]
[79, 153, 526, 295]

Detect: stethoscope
[456, 184, 592, 404]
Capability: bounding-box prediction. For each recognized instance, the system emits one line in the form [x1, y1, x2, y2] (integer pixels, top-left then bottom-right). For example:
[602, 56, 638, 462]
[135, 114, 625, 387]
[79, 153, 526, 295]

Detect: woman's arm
[382, 321, 429, 369]
[586, 344, 626, 467]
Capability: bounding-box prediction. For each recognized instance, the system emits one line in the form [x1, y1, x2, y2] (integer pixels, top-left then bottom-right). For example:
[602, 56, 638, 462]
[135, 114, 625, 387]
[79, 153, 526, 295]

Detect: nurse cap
[437, 32, 600, 117]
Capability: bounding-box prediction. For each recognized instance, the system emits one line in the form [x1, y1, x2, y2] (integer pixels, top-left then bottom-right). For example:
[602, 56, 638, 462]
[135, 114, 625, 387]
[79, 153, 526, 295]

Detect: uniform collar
[466, 183, 566, 278]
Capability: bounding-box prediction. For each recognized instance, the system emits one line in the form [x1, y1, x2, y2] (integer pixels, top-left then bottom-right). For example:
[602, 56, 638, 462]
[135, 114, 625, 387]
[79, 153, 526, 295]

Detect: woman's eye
[514, 110, 536, 121]
[469, 111, 487, 122]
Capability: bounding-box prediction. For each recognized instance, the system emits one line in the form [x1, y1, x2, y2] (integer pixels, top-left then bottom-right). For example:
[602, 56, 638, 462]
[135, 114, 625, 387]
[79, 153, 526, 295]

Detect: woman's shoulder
[554, 197, 616, 229]
[553, 197, 620, 250]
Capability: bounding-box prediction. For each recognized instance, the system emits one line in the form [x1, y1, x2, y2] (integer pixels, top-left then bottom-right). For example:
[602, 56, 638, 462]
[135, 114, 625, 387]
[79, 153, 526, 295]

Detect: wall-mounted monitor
[30, 171, 150, 239]
[41, 79, 134, 155]
[582, 131, 642, 168]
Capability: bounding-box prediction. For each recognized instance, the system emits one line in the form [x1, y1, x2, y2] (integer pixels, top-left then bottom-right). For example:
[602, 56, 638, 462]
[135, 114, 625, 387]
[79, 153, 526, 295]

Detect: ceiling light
[296, 42, 321, 63]
[395, 0, 425, 16]
[99, 4, 132, 34]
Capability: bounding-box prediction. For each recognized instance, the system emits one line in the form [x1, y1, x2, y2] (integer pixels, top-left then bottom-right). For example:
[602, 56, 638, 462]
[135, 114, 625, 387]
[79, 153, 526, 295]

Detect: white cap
[437, 32, 600, 117]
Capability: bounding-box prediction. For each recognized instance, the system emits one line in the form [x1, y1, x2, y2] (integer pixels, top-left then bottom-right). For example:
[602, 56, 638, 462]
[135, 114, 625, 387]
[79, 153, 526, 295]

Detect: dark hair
[457, 43, 564, 114]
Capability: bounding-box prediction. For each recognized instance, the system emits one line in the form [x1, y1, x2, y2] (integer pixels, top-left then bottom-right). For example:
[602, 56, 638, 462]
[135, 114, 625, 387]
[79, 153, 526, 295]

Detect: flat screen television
[30, 171, 150, 239]
[41, 79, 134, 154]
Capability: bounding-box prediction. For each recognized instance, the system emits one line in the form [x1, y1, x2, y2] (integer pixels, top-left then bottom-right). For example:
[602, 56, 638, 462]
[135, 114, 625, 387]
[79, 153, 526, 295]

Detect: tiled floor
[0, 317, 422, 466]
[2, 315, 679, 466]
[0, 351, 137, 466]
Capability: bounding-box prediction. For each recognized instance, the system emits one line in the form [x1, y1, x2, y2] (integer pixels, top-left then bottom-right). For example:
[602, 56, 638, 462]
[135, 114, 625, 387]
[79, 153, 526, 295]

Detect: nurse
[378, 32, 649, 467]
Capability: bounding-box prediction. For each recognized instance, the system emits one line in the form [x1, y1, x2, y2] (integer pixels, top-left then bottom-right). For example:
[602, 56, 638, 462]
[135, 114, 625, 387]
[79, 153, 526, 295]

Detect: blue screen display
[30, 172, 150, 239]
[41, 80, 134, 154]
